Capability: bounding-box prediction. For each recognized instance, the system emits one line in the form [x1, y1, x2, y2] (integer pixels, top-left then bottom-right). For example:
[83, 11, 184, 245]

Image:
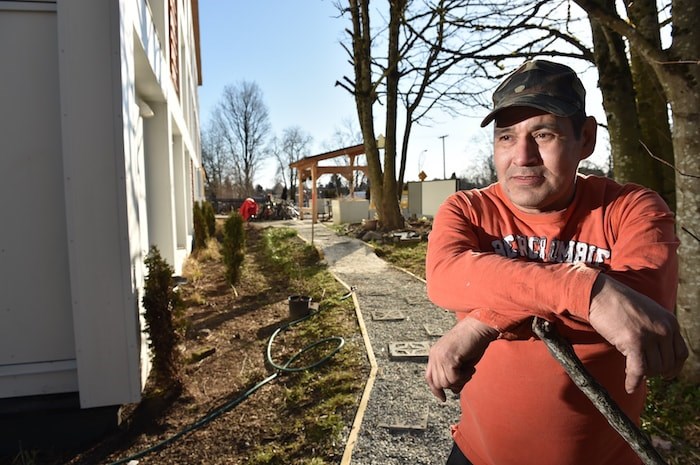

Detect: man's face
[493, 106, 595, 214]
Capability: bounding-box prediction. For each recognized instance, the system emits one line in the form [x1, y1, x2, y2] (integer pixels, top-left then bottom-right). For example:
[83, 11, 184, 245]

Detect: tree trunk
[625, 0, 676, 211]
[575, 0, 700, 383]
[588, 0, 645, 184]
[381, 0, 407, 230]
[673, 102, 700, 384]
[398, 119, 413, 200]
[349, 0, 384, 222]
[658, 0, 700, 383]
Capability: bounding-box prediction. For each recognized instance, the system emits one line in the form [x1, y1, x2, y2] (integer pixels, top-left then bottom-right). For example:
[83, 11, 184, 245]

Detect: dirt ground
[11, 217, 696, 464]
[43, 225, 365, 465]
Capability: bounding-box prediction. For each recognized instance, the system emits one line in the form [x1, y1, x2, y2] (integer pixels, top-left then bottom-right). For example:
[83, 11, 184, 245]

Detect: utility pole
[439, 134, 448, 179]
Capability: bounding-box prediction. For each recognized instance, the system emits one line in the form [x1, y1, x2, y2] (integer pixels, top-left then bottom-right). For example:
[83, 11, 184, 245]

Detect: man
[424, 60, 688, 465]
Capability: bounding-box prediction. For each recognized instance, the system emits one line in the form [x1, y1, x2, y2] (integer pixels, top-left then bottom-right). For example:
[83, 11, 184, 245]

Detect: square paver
[380, 410, 429, 432]
[423, 324, 444, 337]
[388, 341, 430, 360]
[372, 309, 406, 321]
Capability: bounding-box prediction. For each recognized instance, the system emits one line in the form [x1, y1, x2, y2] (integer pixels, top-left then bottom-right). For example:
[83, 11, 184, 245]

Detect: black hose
[107, 292, 349, 465]
[266, 310, 345, 373]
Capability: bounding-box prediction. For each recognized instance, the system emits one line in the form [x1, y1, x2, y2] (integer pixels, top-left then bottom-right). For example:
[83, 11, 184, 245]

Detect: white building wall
[0, 3, 78, 398]
[421, 179, 459, 217]
[173, 135, 187, 250]
[407, 182, 423, 218]
[407, 179, 459, 218]
[0, 0, 202, 408]
[57, 0, 143, 408]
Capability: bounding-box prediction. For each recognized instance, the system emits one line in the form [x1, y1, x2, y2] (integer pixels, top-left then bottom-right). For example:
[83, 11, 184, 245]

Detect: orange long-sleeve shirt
[426, 175, 678, 465]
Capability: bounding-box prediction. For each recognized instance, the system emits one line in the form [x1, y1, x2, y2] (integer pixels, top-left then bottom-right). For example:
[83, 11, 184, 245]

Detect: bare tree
[201, 119, 231, 199]
[326, 117, 367, 190]
[214, 81, 271, 197]
[583, 0, 675, 209]
[330, 116, 363, 149]
[393, 0, 499, 196]
[272, 126, 313, 202]
[624, 0, 675, 209]
[338, 0, 391, 226]
[460, 132, 496, 188]
[337, 0, 480, 229]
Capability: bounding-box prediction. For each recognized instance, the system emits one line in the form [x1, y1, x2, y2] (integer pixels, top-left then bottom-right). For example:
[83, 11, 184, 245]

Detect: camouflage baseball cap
[480, 60, 586, 127]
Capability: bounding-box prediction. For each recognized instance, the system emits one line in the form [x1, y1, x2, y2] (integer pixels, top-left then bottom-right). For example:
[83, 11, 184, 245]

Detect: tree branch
[640, 141, 700, 179]
[531, 317, 668, 465]
[573, 0, 669, 66]
[335, 77, 356, 96]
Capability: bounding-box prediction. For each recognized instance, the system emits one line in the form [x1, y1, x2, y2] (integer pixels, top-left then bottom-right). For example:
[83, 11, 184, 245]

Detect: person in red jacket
[239, 197, 258, 221]
[424, 60, 688, 465]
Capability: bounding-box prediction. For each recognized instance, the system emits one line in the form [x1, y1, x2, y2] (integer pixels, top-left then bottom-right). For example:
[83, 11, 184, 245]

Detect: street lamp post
[439, 134, 448, 179]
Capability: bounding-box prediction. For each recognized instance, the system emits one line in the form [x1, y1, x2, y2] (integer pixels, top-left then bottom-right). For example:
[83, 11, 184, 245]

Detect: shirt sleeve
[603, 186, 679, 311]
[425, 194, 600, 333]
[425, 186, 679, 334]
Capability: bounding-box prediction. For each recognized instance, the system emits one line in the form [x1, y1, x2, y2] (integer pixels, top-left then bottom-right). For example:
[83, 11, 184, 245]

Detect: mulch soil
[33, 226, 362, 465]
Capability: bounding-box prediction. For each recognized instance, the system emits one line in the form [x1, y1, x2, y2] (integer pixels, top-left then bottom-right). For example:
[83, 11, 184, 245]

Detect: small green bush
[202, 201, 216, 238]
[142, 246, 182, 391]
[222, 212, 245, 286]
[192, 202, 208, 251]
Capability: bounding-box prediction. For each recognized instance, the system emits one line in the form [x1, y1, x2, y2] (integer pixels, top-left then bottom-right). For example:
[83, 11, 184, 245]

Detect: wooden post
[297, 172, 305, 220]
[311, 165, 318, 224]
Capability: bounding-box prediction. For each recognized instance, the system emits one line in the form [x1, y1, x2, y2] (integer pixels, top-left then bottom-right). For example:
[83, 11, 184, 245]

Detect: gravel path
[280, 220, 460, 465]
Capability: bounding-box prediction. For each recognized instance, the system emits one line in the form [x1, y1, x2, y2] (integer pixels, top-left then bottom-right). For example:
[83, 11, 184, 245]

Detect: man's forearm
[427, 249, 600, 328]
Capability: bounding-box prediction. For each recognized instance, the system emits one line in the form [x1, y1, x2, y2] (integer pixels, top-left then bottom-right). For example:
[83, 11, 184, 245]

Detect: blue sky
[198, 1, 360, 185]
[198, 1, 354, 143]
[197, 1, 609, 187]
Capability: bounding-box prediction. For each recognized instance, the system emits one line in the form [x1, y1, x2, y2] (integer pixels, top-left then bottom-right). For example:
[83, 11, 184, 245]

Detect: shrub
[222, 212, 246, 286]
[202, 201, 216, 238]
[192, 201, 208, 251]
[142, 246, 182, 391]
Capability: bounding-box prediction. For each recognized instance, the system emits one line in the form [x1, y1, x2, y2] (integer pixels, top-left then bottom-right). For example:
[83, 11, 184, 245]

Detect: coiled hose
[108, 290, 352, 465]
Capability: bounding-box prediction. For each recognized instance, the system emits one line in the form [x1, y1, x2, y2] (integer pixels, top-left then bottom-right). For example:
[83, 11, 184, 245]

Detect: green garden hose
[108, 290, 351, 465]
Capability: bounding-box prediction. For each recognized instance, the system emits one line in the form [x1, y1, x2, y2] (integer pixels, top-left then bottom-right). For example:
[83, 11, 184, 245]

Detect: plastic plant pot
[288, 295, 311, 319]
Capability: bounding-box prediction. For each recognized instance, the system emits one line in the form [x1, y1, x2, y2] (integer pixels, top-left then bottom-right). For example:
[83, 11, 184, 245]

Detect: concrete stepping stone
[372, 309, 406, 321]
[379, 410, 429, 432]
[423, 324, 444, 336]
[388, 341, 430, 360]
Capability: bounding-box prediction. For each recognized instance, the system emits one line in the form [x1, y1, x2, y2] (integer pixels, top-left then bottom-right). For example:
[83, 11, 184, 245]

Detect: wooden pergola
[289, 143, 368, 223]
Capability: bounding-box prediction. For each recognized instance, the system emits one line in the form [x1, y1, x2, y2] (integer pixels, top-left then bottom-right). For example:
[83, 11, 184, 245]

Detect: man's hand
[589, 274, 688, 394]
[425, 317, 499, 402]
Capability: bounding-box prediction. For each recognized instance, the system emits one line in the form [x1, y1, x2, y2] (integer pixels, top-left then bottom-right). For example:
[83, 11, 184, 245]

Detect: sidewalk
[281, 220, 460, 465]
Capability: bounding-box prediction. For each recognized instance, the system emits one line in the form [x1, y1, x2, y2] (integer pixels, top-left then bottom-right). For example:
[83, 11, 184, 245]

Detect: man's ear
[579, 116, 597, 161]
